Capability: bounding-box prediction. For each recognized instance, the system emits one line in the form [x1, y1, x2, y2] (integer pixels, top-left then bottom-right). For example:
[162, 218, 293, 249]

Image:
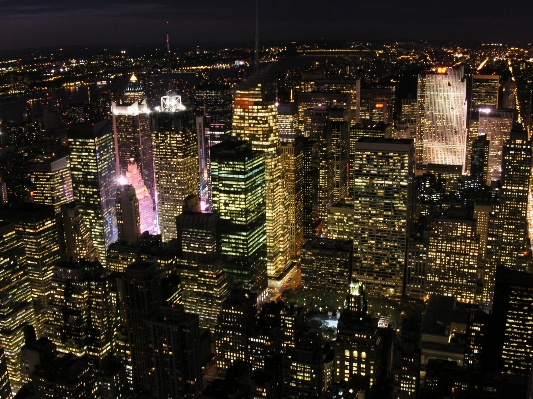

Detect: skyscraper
[416, 67, 468, 172]
[210, 140, 266, 295]
[0, 221, 35, 393]
[145, 304, 203, 398]
[152, 95, 199, 242]
[426, 215, 481, 304]
[352, 138, 414, 296]
[117, 260, 161, 394]
[232, 66, 291, 281]
[472, 74, 499, 110]
[28, 155, 74, 214]
[280, 141, 304, 259]
[111, 74, 157, 234]
[43, 260, 114, 371]
[68, 121, 118, 263]
[499, 128, 531, 270]
[176, 209, 228, 331]
[115, 183, 140, 244]
[60, 202, 98, 262]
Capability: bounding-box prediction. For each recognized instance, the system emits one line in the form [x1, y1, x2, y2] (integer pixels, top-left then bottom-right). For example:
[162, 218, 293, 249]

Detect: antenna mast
[254, 0, 259, 73]
[166, 21, 171, 92]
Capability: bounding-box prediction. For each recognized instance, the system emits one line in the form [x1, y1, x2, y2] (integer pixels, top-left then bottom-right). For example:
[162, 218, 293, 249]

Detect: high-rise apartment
[472, 75, 499, 110]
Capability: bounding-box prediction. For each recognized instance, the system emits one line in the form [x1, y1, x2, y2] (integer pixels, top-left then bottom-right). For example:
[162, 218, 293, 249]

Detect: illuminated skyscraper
[232, 67, 290, 280]
[111, 74, 156, 231]
[60, 202, 98, 262]
[28, 155, 74, 214]
[120, 163, 156, 235]
[68, 121, 118, 263]
[43, 260, 114, 371]
[115, 184, 140, 244]
[280, 141, 304, 259]
[277, 103, 299, 142]
[498, 128, 531, 270]
[472, 75, 499, 110]
[300, 238, 353, 293]
[478, 108, 515, 181]
[210, 140, 266, 295]
[0, 203, 59, 312]
[145, 304, 203, 398]
[491, 266, 533, 378]
[176, 209, 228, 331]
[426, 216, 481, 304]
[117, 261, 161, 395]
[215, 287, 257, 375]
[0, 221, 35, 393]
[416, 67, 468, 172]
[352, 138, 414, 296]
[327, 201, 354, 241]
[152, 95, 199, 241]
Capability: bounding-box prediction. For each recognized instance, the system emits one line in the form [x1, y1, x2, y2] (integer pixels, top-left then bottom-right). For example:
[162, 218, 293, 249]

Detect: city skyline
[1, 0, 533, 53]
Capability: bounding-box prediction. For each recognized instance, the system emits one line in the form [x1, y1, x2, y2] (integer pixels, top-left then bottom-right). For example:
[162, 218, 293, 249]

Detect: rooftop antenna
[254, 0, 259, 73]
[166, 21, 171, 92]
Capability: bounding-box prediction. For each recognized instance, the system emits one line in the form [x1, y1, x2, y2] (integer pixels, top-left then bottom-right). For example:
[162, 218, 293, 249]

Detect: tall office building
[117, 260, 161, 395]
[176, 209, 228, 331]
[297, 136, 319, 239]
[352, 138, 414, 296]
[120, 163, 156, 235]
[111, 74, 157, 232]
[416, 67, 468, 172]
[210, 140, 266, 295]
[115, 184, 140, 244]
[300, 238, 353, 293]
[68, 121, 118, 263]
[492, 266, 533, 378]
[215, 287, 257, 375]
[232, 67, 291, 280]
[28, 155, 74, 214]
[280, 141, 304, 259]
[0, 203, 59, 311]
[478, 108, 515, 181]
[152, 95, 199, 242]
[472, 75, 499, 110]
[0, 222, 35, 393]
[278, 103, 299, 142]
[499, 128, 531, 270]
[327, 201, 354, 241]
[60, 202, 98, 262]
[426, 216, 481, 304]
[470, 134, 490, 186]
[43, 260, 114, 371]
[145, 304, 203, 398]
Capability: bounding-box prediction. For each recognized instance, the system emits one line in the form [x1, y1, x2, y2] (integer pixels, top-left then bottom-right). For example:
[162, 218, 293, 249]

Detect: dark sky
[1, 0, 532, 51]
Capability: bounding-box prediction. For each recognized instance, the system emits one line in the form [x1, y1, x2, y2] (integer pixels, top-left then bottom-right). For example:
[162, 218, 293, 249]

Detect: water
[0, 86, 93, 122]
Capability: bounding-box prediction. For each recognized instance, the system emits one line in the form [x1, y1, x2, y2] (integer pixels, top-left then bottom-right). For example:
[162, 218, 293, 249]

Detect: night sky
[1, 0, 533, 51]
